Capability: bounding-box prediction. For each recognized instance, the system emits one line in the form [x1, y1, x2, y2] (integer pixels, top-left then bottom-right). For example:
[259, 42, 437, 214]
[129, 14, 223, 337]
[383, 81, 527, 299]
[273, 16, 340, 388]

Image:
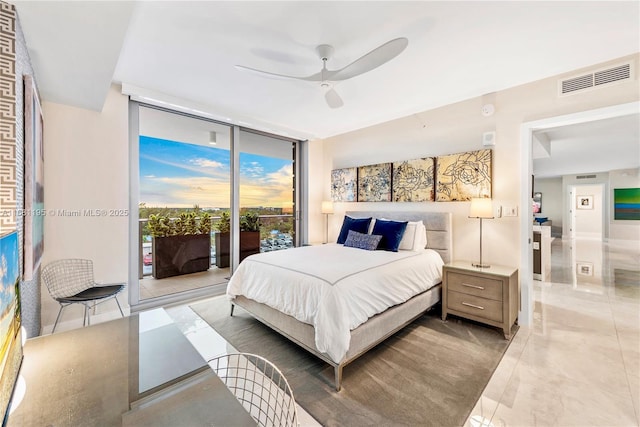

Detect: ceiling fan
[235, 37, 409, 109]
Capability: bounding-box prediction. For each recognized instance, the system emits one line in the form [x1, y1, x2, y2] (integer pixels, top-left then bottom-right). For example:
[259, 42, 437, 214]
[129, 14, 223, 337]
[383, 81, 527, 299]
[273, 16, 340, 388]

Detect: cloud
[191, 158, 225, 169]
[140, 153, 228, 178]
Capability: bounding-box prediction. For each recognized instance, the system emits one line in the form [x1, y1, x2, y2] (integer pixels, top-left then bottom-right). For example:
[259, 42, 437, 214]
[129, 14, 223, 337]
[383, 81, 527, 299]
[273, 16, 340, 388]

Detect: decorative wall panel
[358, 163, 392, 202]
[0, 2, 16, 232]
[392, 157, 434, 202]
[436, 149, 492, 201]
[331, 167, 357, 202]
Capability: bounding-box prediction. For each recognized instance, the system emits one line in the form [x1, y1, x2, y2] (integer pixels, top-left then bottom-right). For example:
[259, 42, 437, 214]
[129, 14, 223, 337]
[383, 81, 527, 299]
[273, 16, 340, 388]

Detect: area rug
[191, 296, 516, 427]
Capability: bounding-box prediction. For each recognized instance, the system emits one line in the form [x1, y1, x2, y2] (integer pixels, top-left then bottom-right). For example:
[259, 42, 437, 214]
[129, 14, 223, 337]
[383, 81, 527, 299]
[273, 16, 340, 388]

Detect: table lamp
[469, 198, 494, 268]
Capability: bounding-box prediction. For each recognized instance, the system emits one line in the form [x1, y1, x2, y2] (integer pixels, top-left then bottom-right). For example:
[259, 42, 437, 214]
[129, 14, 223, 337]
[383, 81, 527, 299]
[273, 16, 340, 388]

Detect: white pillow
[398, 220, 427, 251]
[370, 218, 428, 251]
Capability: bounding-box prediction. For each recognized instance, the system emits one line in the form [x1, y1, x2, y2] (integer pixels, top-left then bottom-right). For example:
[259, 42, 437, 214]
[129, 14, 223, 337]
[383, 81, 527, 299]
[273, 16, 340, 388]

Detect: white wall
[319, 54, 639, 271]
[572, 184, 605, 239]
[42, 85, 130, 329]
[609, 168, 640, 245]
[562, 172, 609, 239]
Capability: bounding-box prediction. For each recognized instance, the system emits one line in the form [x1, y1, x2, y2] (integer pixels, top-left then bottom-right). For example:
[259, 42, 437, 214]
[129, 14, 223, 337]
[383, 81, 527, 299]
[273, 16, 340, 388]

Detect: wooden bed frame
[230, 211, 452, 391]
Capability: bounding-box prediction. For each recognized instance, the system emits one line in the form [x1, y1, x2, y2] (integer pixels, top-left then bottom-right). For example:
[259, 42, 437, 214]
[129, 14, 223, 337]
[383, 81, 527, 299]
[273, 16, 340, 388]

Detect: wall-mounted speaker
[482, 131, 496, 146]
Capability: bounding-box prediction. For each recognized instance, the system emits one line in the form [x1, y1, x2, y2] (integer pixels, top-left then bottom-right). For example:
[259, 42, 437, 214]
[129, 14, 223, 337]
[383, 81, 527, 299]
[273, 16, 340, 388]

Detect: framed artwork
[392, 158, 435, 202]
[331, 167, 357, 202]
[358, 163, 391, 202]
[576, 195, 593, 210]
[576, 262, 593, 276]
[613, 188, 640, 220]
[435, 149, 492, 201]
[24, 75, 45, 280]
[0, 230, 22, 422]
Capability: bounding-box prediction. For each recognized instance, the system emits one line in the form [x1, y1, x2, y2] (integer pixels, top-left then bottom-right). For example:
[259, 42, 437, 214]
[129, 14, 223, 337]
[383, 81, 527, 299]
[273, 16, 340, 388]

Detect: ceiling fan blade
[331, 37, 408, 81]
[235, 65, 321, 81]
[325, 88, 344, 109]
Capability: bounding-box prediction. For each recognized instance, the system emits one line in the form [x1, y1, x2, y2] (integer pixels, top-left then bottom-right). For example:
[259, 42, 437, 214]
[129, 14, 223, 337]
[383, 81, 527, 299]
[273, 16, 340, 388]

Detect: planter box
[215, 231, 261, 268]
[152, 234, 211, 279]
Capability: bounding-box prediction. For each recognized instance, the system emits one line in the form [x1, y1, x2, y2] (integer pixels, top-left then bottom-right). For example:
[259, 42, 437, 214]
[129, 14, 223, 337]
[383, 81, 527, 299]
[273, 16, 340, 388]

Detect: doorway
[520, 101, 640, 325]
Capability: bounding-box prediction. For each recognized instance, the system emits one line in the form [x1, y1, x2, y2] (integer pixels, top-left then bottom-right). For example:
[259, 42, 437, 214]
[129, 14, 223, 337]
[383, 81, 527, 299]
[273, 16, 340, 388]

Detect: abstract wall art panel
[24, 75, 44, 280]
[614, 188, 640, 220]
[358, 163, 392, 202]
[392, 157, 435, 202]
[331, 167, 357, 202]
[436, 149, 492, 201]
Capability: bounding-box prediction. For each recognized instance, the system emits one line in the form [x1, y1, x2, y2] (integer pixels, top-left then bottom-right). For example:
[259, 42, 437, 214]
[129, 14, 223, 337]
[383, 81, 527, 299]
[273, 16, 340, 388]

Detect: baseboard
[40, 306, 130, 335]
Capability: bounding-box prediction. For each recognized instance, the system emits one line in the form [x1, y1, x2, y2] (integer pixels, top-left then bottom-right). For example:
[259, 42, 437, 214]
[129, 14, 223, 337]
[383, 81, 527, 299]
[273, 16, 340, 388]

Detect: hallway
[467, 238, 640, 426]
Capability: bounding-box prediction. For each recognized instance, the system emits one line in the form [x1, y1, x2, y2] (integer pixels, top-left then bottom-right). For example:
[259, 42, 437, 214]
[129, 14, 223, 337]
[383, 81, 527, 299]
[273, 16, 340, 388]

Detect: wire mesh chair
[208, 353, 298, 427]
[41, 259, 125, 333]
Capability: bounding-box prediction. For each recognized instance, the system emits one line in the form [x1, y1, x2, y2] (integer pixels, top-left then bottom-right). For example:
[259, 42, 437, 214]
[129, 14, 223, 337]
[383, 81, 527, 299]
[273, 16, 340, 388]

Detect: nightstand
[441, 261, 519, 339]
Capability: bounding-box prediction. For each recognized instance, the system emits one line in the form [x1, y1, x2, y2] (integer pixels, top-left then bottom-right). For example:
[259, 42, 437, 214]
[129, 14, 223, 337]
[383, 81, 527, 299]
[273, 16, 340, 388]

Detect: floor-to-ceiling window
[136, 106, 232, 302]
[238, 129, 296, 259]
[128, 103, 304, 310]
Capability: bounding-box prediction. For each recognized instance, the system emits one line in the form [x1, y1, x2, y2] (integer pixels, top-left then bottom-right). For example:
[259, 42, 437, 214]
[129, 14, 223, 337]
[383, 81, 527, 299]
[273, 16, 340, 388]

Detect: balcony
[138, 214, 294, 300]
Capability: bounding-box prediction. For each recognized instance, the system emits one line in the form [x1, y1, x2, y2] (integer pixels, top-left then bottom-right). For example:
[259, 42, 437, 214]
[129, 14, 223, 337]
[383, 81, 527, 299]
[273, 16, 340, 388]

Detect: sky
[139, 136, 293, 208]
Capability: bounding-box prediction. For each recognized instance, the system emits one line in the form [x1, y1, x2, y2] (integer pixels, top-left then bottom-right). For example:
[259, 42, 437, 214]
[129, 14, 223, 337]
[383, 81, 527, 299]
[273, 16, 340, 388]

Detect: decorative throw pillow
[337, 216, 373, 244]
[343, 230, 382, 251]
[398, 221, 427, 251]
[372, 219, 408, 252]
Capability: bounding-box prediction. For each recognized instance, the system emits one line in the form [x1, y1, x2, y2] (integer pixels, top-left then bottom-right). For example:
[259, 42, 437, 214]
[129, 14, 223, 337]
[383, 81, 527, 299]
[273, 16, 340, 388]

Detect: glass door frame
[128, 101, 306, 312]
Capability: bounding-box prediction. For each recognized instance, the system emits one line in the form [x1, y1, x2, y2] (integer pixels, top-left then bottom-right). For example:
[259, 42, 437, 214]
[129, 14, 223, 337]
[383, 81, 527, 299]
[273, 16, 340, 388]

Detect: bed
[227, 211, 452, 391]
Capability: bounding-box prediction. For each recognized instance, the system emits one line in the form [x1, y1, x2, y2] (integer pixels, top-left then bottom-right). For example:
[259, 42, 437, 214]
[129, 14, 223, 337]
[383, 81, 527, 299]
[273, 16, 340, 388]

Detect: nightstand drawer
[447, 291, 503, 323]
[446, 271, 502, 301]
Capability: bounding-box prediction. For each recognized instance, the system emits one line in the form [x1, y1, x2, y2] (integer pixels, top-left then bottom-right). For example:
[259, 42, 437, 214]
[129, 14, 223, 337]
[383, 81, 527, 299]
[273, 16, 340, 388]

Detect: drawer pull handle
[462, 283, 484, 290]
[462, 302, 485, 310]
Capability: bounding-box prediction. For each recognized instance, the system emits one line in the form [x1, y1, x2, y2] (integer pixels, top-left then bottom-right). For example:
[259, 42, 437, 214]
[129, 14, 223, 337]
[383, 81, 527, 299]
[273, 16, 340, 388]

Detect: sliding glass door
[238, 129, 296, 262]
[136, 106, 232, 302]
[129, 103, 303, 309]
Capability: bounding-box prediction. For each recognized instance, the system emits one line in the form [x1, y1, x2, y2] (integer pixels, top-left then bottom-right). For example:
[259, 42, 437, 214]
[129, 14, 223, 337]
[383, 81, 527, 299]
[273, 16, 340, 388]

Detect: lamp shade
[469, 198, 493, 218]
[321, 201, 334, 214]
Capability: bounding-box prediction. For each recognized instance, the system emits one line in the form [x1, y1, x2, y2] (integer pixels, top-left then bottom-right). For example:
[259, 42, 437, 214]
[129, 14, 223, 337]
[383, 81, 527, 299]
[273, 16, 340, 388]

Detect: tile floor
[465, 238, 640, 427]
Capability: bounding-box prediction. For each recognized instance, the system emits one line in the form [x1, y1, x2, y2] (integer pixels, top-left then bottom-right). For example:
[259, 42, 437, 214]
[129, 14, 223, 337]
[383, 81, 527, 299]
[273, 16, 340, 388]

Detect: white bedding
[226, 244, 444, 363]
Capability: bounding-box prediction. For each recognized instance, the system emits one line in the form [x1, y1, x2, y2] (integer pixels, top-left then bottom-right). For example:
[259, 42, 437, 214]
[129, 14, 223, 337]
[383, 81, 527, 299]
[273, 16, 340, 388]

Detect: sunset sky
[139, 136, 293, 208]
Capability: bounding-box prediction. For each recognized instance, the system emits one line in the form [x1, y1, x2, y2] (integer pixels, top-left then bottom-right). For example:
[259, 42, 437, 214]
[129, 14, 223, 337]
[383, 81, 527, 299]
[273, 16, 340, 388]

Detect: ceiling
[533, 113, 640, 179]
[12, 1, 639, 142]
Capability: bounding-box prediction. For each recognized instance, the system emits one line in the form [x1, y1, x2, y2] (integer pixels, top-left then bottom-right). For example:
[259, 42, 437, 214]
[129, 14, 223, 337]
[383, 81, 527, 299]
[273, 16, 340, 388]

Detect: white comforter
[226, 244, 444, 363]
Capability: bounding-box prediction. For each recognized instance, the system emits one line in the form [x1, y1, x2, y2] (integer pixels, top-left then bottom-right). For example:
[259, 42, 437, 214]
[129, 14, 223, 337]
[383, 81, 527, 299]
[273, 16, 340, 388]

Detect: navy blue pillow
[337, 216, 372, 244]
[371, 219, 409, 252]
[344, 230, 382, 251]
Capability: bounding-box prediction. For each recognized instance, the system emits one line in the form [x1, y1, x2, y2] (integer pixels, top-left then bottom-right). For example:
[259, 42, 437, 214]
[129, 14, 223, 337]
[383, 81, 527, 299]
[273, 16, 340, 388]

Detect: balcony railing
[138, 214, 294, 279]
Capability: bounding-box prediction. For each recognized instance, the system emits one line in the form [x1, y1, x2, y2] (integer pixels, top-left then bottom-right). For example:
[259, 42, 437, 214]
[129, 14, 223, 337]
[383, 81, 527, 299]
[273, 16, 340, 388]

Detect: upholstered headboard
[345, 211, 453, 264]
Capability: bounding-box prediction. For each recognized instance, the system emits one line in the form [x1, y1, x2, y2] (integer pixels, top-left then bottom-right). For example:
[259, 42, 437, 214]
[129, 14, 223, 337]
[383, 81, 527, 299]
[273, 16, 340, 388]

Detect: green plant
[214, 211, 231, 233]
[148, 210, 212, 238]
[240, 211, 260, 232]
[213, 211, 260, 233]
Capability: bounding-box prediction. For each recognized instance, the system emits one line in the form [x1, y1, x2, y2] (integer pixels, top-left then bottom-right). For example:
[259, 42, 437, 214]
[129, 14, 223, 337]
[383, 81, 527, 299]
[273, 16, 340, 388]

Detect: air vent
[559, 62, 633, 96]
[561, 74, 593, 94]
[576, 174, 597, 180]
[595, 63, 630, 86]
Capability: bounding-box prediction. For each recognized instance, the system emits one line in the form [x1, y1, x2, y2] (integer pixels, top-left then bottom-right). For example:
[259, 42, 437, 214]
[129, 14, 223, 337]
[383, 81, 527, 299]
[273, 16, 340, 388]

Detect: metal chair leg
[52, 304, 65, 333]
[114, 296, 124, 317]
[230, 303, 235, 317]
[84, 303, 90, 327]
